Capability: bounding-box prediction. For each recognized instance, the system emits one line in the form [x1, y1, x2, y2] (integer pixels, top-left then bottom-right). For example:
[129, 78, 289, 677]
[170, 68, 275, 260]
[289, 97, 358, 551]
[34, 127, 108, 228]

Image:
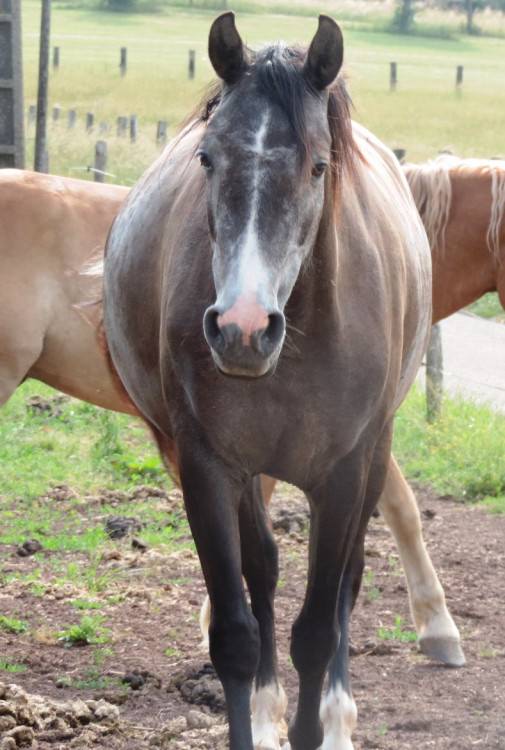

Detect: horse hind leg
[378, 454, 465, 667]
[0, 337, 43, 407]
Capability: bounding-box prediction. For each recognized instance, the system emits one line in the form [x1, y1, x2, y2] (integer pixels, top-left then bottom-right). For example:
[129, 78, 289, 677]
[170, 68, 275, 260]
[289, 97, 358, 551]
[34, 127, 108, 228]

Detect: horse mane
[182, 42, 356, 183]
[404, 155, 505, 261]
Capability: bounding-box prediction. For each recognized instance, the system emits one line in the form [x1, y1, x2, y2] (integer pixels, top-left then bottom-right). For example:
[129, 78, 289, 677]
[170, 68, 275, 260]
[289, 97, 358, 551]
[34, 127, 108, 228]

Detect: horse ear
[209, 12, 248, 85]
[304, 15, 344, 91]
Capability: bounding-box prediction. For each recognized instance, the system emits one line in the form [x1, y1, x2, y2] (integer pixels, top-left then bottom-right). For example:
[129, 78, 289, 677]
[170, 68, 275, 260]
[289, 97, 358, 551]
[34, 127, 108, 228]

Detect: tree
[101, 0, 137, 10]
[391, 0, 418, 33]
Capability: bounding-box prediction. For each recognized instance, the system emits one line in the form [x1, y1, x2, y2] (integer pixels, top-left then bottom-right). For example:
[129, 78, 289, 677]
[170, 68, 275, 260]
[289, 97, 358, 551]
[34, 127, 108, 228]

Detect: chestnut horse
[0, 169, 129, 412]
[103, 14, 431, 749]
[404, 155, 505, 321]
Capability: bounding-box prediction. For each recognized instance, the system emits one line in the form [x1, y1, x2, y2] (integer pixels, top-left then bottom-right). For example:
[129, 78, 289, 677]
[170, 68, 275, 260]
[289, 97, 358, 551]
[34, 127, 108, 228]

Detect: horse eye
[197, 151, 213, 171]
[312, 162, 327, 178]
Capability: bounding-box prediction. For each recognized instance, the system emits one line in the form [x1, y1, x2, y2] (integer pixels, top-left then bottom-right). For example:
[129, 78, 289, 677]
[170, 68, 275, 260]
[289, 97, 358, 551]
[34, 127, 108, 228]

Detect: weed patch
[58, 615, 112, 646]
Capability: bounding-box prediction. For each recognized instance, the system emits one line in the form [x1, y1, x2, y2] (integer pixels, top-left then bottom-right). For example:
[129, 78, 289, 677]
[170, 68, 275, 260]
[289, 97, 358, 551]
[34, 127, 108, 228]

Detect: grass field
[21, 0, 505, 183]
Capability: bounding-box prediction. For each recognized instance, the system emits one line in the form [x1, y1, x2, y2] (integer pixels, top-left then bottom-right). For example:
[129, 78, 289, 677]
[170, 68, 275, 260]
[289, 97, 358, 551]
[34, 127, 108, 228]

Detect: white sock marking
[251, 681, 288, 750]
[319, 682, 357, 750]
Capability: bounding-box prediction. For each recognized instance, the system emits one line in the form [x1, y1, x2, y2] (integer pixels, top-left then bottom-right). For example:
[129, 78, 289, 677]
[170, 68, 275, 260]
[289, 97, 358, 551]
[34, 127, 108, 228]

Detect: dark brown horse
[104, 14, 431, 750]
[0, 169, 461, 672]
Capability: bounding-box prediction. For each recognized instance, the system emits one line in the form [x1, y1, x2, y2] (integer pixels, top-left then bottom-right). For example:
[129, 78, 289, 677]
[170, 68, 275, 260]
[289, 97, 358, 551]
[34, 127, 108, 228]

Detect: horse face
[201, 13, 343, 378]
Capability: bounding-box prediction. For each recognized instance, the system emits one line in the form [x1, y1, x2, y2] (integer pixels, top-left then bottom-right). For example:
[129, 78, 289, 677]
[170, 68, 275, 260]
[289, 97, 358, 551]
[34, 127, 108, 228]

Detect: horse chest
[177, 349, 385, 488]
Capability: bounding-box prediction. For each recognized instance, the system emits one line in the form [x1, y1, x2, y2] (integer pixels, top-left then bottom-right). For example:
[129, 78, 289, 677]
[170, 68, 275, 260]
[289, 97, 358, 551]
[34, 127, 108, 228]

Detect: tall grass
[394, 386, 505, 511]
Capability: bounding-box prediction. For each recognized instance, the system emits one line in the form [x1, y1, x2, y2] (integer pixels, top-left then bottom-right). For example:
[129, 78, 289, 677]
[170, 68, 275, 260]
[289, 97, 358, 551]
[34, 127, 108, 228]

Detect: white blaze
[236, 111, 271, 297]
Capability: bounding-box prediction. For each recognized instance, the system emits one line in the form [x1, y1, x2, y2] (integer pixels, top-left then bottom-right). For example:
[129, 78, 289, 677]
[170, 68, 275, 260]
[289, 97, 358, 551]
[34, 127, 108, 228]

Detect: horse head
[201, 13, 344, 377]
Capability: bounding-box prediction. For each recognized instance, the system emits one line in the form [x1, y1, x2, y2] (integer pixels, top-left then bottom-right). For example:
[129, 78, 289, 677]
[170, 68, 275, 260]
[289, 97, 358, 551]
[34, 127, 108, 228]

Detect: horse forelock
[183, 42, 356, 182]
[404, 155, 505, 263]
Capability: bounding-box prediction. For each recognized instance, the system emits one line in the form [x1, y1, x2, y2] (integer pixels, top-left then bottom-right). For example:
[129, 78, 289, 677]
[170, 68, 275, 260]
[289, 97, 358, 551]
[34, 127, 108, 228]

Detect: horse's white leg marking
[378, 455, 465, 667]
[251, 681, 287, 750]
[199, 594, 211, 651]
[318, 682, 357, 750]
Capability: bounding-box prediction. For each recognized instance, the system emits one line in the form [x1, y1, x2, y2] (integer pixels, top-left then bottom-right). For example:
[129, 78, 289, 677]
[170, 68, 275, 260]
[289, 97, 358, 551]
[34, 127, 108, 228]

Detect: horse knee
[210, 610, 260, 683]
[290, 615, 337, 679]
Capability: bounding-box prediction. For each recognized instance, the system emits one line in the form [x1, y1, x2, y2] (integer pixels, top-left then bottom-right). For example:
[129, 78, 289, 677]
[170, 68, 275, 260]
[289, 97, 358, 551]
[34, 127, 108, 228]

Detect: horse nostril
[265, 312, 285, 346]
[203, 306, 225, 353]
[254, 310, 285, 356]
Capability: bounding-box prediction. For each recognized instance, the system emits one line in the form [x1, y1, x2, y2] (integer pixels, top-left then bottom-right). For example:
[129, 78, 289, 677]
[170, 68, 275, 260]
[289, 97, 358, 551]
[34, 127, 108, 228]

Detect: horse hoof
[419, 636, 466, 667]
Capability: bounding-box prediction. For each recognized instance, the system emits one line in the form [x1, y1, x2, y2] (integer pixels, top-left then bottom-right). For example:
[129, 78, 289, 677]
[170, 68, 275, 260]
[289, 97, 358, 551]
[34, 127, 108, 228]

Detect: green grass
[58, 614, 112, 646]
[468, 292, 505, 322]
[0, 658, 28, 674]
[0, 381, 165, 500]
[0, 615, 29, 634]
[377, 615, 417, 644]
[394, 385, 505, 512]
[20, 0, 505, 185]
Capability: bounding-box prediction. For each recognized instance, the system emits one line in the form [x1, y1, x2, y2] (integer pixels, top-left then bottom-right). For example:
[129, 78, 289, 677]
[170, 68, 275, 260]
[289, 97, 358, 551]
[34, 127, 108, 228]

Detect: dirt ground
[1, 483, 504, 749]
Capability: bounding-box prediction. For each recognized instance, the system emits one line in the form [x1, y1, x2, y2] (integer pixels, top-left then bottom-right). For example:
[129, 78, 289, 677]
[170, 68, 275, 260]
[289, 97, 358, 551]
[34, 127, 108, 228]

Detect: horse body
[404, 156, 505, 321]
[104, 15, 431, 749]
[0, 169, 131, 412]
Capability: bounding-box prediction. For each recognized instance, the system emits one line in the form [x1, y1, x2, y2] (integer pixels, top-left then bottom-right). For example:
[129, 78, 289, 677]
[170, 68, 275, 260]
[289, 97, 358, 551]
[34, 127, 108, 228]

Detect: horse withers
[105, 14, 432, 750]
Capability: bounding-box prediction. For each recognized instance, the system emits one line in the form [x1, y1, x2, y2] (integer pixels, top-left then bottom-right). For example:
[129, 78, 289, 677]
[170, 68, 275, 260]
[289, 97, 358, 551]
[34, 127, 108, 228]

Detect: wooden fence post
[390, 61, 397, 91]
[53, 45, 60, 70]
[52, 105, 60, 122]
[129, 114, 138, 143]
[0, 0, 25, 168]
[456, 65, 464, 88]
[86, 112, 94, 132]
[117, 116, 128, 136]
[120, 47, 127, 76]
[28, 105, 37, 127]
[426, 323, 443, 422]
[188, 49, 196, 80]
[94, 140, 107, 183]
[34, 0, 51, 173]
[156, 120, 167, 144]
[67, 109, 76, 129]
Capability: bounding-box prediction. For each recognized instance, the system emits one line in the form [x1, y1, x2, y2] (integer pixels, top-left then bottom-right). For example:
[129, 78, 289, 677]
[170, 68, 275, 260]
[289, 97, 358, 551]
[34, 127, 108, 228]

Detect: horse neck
[431, 168, 502, 323]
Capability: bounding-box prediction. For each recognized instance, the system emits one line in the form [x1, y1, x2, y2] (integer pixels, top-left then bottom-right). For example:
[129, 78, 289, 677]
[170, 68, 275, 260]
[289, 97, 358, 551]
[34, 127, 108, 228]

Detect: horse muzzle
[203, 297, 285, 378]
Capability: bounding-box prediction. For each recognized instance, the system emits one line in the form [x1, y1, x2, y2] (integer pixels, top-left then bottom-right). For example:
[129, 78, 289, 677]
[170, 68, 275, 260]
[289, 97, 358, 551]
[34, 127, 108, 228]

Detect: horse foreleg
[378, 454, 465, 667]
[179, 444, 259, 750]
[199, 473, 278, 650]
[240, 476, 286, 750]
[288, 443, 374, 750]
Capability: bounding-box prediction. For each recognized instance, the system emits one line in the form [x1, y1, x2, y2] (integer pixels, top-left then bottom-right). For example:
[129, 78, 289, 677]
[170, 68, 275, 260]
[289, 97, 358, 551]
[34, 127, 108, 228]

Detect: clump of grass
[58, 615, 112, 646]
[0, 615, 29, 634]
[70, 598, 103, 610]
[377, 615, 417, 644]
[0, 658, 28, 673]
[394, 386, 505, 510]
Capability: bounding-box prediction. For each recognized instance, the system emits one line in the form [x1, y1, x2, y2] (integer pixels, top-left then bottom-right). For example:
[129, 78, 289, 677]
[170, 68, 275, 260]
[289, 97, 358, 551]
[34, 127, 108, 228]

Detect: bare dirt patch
[1, 485, 504, 748]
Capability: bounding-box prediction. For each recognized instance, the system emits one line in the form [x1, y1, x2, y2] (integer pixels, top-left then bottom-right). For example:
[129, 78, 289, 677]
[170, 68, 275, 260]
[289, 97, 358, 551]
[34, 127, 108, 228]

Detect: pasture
[1, 2, 505, 749]
[21, 0, 505, 183]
